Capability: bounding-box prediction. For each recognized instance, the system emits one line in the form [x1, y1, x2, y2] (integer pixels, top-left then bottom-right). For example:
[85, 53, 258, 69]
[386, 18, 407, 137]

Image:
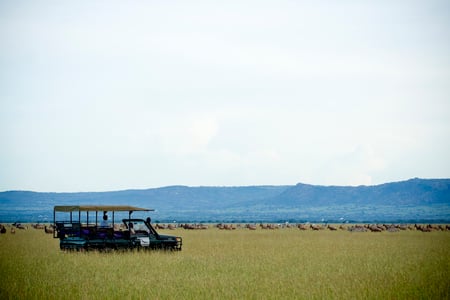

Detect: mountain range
[0, 178, 449, 223]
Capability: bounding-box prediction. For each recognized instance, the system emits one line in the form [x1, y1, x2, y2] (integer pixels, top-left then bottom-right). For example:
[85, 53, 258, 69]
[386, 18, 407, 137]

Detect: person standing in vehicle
[100, 213, 110, 227]
[129, 222, 135, 235]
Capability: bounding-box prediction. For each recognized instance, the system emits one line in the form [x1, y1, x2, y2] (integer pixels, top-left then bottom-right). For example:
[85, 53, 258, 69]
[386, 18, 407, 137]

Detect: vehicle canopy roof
[54, 205, 154, 212]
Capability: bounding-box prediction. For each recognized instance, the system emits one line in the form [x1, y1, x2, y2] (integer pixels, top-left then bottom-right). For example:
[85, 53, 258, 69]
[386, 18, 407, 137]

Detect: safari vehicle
[53, 205, 182, 251]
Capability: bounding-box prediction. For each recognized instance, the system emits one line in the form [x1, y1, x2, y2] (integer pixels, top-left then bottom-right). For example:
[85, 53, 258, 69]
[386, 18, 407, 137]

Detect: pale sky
[1, 0, 449, 192]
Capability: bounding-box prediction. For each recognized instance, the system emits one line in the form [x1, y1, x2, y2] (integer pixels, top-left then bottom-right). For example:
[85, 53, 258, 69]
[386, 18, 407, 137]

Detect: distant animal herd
[1, 222, 449, 234]
[0, 222, 55, 234]
[159, 222, 450, 232]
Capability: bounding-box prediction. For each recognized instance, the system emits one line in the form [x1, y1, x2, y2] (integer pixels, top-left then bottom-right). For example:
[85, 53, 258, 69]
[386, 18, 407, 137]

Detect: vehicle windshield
[125, 219, 157, 235]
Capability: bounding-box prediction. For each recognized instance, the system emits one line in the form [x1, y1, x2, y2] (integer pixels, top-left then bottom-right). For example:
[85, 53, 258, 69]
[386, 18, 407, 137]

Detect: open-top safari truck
[53, 205, 182, 251]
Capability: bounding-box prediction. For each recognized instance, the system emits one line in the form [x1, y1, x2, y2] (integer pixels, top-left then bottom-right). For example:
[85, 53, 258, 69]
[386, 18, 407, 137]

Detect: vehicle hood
[157, 234, 179, 241]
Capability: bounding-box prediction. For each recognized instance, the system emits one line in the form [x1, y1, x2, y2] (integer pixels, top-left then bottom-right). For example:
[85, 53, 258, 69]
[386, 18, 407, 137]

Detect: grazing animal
[398, 224, 408, 231]
[0, 225, 6, 234]
[327, 225, 338, 231]
[415, 224, 432, 232]
[16, 224, 27, 230]
[44, 226, 54, 234]
[310, 224, 323, 231]
[368, 225, 383, 232]
[155, 224, 166, 229]
[33, 224, 45, 229]
[223, 224, 235, 230]
[183, 224, 196, 230]
[246, 224, 257, 230]
[347, 225, 367, 232]
[298, 224, 308, 230]
[11, 227, 15, 234]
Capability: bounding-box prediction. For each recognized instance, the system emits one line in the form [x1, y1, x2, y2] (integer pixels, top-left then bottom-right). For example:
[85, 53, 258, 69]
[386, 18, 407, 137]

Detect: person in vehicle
[129, 222, 135, 235]
[100, 213, 109, 227]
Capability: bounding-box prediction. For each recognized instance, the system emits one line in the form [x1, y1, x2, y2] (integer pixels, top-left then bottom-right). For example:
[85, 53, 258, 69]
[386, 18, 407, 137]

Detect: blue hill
[0, 178, 449, 223]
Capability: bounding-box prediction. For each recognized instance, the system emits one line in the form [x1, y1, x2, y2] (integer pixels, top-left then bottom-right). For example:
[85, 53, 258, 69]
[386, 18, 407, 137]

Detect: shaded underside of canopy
[54, 205, 154, 212]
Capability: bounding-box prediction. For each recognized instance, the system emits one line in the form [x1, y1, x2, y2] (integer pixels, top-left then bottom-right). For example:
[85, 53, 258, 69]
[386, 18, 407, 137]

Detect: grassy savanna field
[0, 226, 449, 299]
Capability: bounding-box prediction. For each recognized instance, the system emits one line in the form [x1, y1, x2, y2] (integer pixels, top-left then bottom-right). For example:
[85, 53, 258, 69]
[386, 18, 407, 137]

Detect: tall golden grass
[0, 226, 449, 299]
